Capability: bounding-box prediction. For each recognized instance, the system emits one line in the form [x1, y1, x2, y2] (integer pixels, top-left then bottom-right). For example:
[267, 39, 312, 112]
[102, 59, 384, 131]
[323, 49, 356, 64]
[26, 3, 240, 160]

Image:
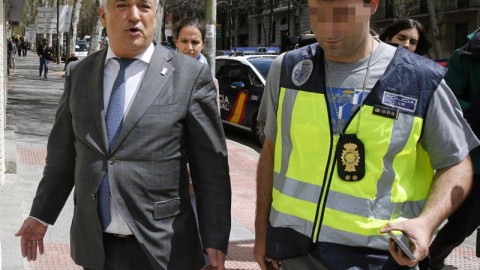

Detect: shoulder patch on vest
[292, 59, 314, 86]
[382, 92, 417, 113]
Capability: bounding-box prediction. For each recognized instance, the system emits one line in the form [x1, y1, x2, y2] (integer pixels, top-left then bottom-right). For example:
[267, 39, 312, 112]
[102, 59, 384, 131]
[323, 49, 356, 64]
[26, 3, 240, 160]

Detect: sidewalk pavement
[0, 52, 478, 270]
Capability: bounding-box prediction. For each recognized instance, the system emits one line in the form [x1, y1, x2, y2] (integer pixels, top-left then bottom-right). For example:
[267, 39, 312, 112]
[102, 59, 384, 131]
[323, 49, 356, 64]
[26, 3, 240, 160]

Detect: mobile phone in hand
[388, 231, 416, 261]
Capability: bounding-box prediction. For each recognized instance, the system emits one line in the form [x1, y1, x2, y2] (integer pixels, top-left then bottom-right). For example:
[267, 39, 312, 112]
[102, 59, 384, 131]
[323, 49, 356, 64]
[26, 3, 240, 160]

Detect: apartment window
[257, 23, 262, 44]
[458, 0, 469, 8]
[238, 13, 248, 27]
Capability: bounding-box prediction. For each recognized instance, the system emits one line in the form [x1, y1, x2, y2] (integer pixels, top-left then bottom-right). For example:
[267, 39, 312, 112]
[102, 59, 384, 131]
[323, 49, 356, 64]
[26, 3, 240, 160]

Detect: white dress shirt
[103, 44, 155, 235]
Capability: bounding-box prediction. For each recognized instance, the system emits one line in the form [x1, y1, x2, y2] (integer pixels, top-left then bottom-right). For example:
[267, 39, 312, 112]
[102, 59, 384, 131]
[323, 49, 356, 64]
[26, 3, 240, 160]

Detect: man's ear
[369, 0, 380, 15]
[99, 6, 107, 28]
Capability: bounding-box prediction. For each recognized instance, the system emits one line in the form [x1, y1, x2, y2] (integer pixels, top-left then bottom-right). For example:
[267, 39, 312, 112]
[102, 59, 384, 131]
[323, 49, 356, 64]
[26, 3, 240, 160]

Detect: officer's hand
[380, 218, 430, 267]
[254, 238, 280, 270]
[15, 217, 47, 261]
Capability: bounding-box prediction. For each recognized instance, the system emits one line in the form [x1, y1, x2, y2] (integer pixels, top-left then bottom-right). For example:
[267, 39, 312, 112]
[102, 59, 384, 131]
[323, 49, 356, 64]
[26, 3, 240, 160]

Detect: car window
[226, 62, 250, 85]
[247, 68, 263, 88]
[215, 60, 229, 82]
[248, 58, 275, 79]
[75, 43, 88, 52]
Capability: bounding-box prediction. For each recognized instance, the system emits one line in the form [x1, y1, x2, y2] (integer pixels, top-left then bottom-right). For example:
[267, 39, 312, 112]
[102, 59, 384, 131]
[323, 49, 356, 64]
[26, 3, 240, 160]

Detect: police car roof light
[232, 47, 280, 55]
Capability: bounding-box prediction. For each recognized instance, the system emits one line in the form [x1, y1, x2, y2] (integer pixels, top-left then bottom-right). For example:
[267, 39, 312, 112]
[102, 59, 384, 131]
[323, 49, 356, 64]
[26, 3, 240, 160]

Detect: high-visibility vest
[266, 44, 446, 259]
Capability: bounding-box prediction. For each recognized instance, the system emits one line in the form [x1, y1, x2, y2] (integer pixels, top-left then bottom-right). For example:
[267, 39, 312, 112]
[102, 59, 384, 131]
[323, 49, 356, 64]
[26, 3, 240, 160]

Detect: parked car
[75, 41, 88, 58]
[215, 53, 277, 146]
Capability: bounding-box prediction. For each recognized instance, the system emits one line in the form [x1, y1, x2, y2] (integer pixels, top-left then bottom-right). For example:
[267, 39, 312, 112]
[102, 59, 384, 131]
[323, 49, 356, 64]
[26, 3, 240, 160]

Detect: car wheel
[252, 112, 265, 147]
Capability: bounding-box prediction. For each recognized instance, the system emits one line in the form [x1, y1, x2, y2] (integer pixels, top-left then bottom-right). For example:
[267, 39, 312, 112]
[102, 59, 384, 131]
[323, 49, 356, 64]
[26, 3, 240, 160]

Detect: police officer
[254, 0, 479, 269]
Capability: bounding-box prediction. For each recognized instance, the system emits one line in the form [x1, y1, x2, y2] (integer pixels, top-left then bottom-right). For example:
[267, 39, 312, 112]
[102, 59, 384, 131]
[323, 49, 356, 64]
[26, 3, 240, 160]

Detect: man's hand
[380, 217, 431, 267]
[14, 217, 48, 261]
[204, 248, 226, 270]
[254, 238, 280, 270]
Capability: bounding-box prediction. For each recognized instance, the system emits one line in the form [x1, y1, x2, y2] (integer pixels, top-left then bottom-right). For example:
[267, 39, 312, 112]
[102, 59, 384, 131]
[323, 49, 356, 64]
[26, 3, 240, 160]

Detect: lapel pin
[161, 68, 168, 76]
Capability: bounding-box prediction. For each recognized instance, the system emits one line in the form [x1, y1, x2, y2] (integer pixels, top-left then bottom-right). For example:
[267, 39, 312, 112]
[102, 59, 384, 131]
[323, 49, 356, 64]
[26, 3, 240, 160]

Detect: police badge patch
[336, 134, 366, 181]
[292, 59, 314, 86]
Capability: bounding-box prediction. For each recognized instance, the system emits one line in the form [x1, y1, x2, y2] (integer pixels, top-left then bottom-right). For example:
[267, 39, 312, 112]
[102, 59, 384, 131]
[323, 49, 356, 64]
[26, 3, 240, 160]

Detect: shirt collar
[104, 43, 155, 66]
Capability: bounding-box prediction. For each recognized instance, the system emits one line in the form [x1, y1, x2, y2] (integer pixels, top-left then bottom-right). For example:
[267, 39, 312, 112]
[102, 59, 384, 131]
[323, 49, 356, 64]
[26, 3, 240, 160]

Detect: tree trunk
[154, 0, 165, 44]
[88, 0, 102, 54]
[66, 0, 82, 69]
[228, 2, 233, 48]
[204, 0, 216, 73]
[426, 0, 443, 59]
[294, 0, 302, 36]
[58, 0, 68, 62]
[268, 0, 273, 46]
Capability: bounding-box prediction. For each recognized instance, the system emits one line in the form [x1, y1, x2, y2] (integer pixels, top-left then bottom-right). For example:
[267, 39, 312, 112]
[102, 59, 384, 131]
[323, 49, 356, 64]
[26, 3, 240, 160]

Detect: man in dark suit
[15, 0, 231, 269]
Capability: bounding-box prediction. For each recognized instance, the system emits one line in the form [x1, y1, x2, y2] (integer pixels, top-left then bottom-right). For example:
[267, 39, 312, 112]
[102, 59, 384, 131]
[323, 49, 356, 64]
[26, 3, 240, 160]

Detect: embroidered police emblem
[341, 143, 360, 173]
[336, 134, 365, 181]
[292, 59, 313, 86]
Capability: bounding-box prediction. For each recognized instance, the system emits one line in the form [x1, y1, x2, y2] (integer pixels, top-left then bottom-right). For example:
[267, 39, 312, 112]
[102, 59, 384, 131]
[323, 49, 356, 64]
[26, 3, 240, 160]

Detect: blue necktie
[98, 58, 136, 230]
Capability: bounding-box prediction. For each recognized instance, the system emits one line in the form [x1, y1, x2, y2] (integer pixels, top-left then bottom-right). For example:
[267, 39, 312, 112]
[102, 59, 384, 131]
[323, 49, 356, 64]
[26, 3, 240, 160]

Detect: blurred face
[99, 0, 156, 58]
[387, 27, 419, 53]
[175, 25, 205, 59]
[308, 0, 379, 62]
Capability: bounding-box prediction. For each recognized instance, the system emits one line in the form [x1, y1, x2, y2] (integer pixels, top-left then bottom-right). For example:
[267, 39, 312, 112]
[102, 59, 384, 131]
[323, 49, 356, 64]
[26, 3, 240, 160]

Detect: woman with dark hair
[379, 18, 432, 55]
[174, 17, 208, 64]
[174, 17, 220, 112]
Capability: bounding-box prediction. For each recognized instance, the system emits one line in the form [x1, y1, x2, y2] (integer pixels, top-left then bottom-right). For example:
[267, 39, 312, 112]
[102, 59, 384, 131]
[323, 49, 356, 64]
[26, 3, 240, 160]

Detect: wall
[249, 3, 309, 48]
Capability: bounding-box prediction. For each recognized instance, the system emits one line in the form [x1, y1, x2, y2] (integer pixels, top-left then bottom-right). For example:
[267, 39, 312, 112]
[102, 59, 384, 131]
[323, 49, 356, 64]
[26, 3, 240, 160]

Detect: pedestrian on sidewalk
[419, 27, 480, 270]
[7, 38, 17, 71]
[66, 52, 79, 67]
[254, 0, 479, 269]
[17, 37, 22, 57]
[15, 0, 231, 269]
[36, 38, 53, 78]
[22, 37, 29, 57]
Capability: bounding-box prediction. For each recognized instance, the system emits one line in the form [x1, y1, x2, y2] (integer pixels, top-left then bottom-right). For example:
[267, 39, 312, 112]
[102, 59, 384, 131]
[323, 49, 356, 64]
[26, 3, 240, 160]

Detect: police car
[215, 47, 279, 146]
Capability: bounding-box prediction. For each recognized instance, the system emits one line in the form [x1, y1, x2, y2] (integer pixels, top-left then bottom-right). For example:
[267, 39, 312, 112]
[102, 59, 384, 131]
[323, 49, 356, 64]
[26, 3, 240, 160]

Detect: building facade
[248, 0, 309, 50]
[245, 0, 479, 58]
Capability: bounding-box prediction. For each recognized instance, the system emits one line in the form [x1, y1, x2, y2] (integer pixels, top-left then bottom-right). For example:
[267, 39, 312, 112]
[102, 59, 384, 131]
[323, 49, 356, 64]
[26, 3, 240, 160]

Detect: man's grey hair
[99, 0, 158, 8]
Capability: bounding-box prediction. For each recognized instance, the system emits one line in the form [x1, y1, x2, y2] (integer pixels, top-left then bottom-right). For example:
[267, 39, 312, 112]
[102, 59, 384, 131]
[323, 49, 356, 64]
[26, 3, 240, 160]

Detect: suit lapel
[87, 49, 109, 153]
[111, 45, 175, 153]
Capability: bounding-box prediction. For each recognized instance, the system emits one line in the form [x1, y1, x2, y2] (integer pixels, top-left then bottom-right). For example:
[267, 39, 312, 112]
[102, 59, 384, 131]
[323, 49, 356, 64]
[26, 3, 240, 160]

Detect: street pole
[287, 0, 290, 36]
[204, 0, 216, 76]
[57, 0, 61, 64]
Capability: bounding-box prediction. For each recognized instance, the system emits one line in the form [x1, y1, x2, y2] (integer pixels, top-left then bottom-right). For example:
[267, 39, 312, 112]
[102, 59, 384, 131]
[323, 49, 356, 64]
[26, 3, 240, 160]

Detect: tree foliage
[78, 0, 96, 38]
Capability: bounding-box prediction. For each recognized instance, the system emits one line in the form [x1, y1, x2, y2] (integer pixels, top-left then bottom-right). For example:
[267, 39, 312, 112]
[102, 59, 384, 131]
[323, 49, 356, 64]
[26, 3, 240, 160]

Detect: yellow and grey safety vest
[266, 44, 446, 259]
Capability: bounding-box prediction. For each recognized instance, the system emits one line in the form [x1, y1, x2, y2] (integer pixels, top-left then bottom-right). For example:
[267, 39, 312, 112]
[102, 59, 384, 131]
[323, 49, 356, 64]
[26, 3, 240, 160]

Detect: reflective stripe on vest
[269, 45, 442, 252]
